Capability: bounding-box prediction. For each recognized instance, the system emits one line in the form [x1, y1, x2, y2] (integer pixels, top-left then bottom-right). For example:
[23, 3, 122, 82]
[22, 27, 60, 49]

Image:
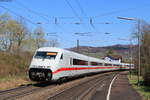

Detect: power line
[6, 0, 147, 24]
[65, 0, 93, 32]
[3, 1, 148, 22]
[92, 7, 143, 18]
[75, 0, 91, 26]
[44, 22, 114, 24]
[59, 5, 149, 19]
[0, 5, 37, 25]
[15, 0, 79, 34]
[0, 5, 114, 26]
[75, 0, 100, 30]
[75, 0, 87, 17]
[10, 5, 146, 20]
[14, 1, 50, 22]
[65, 0, 82, 22]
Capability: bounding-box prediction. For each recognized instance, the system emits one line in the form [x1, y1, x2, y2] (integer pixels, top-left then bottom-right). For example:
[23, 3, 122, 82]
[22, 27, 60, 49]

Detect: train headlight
[32, 65, 36, 68]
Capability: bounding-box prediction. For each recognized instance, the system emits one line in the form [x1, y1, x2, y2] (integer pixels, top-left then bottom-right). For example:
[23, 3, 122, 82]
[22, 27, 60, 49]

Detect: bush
[139, 21, 150, 86]
[0, 51, 33, 77]
[144, 72, 150, 86]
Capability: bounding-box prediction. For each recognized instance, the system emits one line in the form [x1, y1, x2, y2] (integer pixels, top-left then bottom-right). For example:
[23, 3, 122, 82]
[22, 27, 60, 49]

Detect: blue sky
[0, 0, 150, 48]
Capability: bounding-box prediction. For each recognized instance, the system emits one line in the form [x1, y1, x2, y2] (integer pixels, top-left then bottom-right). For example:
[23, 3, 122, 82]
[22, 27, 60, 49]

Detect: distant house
[104, 55, 122, 63]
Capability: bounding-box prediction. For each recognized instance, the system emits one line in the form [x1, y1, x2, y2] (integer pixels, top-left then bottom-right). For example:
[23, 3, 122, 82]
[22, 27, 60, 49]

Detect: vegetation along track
[45, 72, 118, 100]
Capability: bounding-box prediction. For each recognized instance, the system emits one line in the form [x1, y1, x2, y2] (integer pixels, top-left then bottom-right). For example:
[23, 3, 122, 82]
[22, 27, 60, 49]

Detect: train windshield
[34, 51, 57, 59]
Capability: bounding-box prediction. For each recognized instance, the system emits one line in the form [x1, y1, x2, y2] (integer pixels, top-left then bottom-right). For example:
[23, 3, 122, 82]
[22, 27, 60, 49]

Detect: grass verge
[0, 73, 34, 90]
[128, 74, 150, 100]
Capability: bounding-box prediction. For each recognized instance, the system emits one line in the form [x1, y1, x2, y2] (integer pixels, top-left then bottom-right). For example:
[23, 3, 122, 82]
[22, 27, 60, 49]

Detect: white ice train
[29, 47, 132, 82]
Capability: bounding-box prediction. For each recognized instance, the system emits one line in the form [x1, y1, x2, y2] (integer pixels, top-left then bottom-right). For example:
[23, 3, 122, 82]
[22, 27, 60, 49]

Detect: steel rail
[45, 72, 116, 100]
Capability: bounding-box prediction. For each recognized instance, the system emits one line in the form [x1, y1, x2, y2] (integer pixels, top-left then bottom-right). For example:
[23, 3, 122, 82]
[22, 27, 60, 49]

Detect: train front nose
[29, 68, 52, 82]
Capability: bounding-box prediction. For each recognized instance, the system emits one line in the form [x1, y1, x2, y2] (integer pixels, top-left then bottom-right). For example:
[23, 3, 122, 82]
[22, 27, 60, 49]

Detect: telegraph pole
[117, 16, 141, 86]
[129, 39, 132, 78]
[137, 20, 141, 86]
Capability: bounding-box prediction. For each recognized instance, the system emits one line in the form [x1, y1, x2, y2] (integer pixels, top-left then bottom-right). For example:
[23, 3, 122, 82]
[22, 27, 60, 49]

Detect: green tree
[106, 49, 115, 56]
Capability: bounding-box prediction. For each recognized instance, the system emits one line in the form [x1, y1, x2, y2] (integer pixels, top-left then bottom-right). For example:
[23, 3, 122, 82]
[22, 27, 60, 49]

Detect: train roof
[37, 47, 123, 64]
[37, 47, 63, 52]
[37, 47, 88, 56]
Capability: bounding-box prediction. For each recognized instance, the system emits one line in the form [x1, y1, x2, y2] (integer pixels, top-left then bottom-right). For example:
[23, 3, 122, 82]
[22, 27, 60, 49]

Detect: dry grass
[0, 51, 34, 90]
[0, 74, 34, 90]
[0, 51, 33, 76]
[0, 78, 30, 90]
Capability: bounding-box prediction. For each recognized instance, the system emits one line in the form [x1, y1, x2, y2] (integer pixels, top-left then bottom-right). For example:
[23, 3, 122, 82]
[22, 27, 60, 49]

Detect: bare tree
[140, 25, 150, 86]
[46, 39, 59, 47]
[15, 16, 28, 49]
[133, 20, 150, 86]
[34, 26, 45, 48]
[0, 13, 10, 29]
[0, 13, 11, 50]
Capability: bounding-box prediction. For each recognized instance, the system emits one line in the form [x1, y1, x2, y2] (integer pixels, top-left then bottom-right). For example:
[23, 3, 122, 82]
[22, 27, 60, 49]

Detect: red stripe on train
[52, 66, 121, 74]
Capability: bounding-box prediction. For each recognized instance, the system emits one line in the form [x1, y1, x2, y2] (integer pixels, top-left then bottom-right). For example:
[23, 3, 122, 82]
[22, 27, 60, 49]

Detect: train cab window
[60, 54, 63, 59]
[73, 58, 88, 65]
[34, 52, 57, 59]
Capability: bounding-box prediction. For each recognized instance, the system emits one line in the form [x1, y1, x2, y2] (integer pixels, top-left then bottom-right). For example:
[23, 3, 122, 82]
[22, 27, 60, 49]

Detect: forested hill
[68, 44, 136, 59]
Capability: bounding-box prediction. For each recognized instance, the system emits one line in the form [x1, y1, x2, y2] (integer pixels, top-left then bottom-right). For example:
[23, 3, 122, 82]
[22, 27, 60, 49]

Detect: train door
[70, 53, 80, 76]
[87, 59, 90, 73]
[57, 52, 72, 78]
[69, 57, 75, 76]
[66, 52, 75, 77]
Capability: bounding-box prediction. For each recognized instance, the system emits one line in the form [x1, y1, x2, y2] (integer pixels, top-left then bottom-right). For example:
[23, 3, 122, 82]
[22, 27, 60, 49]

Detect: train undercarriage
[29, 68, 52, 82]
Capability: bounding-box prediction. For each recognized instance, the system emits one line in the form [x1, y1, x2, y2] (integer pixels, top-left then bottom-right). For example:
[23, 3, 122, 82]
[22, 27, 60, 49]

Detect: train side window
[91, 62, 103, 66]
[114, 64, 118, 66]
[60, 54, 63, 59]
[91, 62, 98, 66]
[98, 63, 103, 66]
[73, 58, 88, 65]
[104, 63, 112, 66]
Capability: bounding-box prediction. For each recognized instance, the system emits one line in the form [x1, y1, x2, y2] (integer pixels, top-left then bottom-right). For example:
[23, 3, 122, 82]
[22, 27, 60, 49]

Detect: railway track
[45, 72, 117, 100]
[0, 82, 56, 100]
[75, 77, 108, 100]
[0, 72, 118, 100]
